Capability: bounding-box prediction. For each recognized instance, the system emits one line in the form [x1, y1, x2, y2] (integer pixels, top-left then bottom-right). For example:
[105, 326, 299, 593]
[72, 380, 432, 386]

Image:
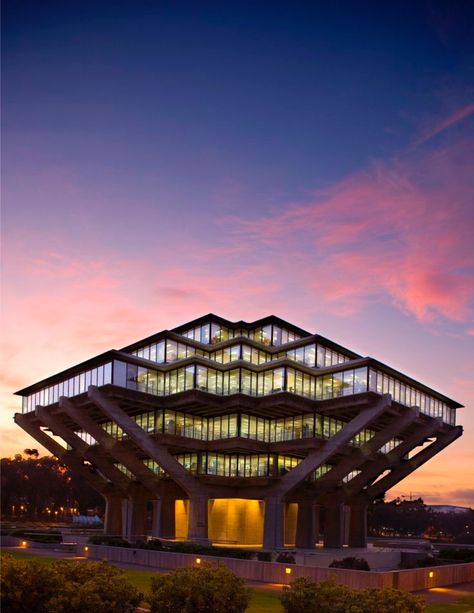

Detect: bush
[439, 548, 474, 562]
[145, 538, 164, 550]
[329, 556, 370, 571]
[161, 542, 254, 559]
[89, 535, 130, 547]
[0, 555, 142, 613]
[280, 578, 425, 613]
[1, 554, 58, 613]
[10, 529, 62, 543]
[257, 551, 272, 561]
[47, 561, 142, 613]
[356, 587, 425, 613]
[276, 551, 296, 564]
[149, 562, 250, 613]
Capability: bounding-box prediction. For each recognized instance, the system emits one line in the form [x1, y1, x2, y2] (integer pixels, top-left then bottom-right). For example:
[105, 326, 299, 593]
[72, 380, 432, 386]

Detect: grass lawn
[425, 595, 474, 613]
[2, 549, 472, 612]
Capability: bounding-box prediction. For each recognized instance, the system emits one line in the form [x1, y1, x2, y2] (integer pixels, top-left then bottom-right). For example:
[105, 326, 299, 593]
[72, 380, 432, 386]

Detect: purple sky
[2, 0, 474, 506]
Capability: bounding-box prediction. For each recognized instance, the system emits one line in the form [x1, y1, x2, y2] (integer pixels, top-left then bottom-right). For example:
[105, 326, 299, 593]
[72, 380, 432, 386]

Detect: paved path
[4, 546, 474, 606]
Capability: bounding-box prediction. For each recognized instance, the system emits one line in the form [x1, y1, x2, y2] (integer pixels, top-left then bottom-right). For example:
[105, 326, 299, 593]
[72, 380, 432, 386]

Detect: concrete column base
[323, 501, 344, 548]
[263, 497, 284, 550]
[188, 495, 209, 543]
[295, 501, 315, 548]
[348, 500, 368, 548]
[125, 491, 149, 542]
[104, 494, 125, 537]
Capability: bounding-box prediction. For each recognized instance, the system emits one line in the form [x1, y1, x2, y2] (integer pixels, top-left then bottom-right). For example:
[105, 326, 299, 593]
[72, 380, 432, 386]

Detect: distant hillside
[427, 505, 472, 514]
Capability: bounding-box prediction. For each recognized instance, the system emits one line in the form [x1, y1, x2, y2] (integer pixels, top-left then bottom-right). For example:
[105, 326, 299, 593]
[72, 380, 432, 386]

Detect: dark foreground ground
[2, 546, 474, 613]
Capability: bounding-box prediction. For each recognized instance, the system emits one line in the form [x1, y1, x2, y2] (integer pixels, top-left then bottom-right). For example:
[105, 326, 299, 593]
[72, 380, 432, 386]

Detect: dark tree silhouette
[1, 451, 103, 520]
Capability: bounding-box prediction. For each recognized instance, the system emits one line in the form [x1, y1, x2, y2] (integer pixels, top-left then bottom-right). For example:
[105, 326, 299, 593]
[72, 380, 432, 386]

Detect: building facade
[15, 315, 463, 549]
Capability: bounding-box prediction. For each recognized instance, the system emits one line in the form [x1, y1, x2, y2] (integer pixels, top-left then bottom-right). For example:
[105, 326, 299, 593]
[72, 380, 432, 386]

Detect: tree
[1, 451, 103, 519]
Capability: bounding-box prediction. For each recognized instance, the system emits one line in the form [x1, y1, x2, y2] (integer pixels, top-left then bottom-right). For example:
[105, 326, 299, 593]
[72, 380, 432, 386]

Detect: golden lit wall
[284, 502, 297, 546]
[208, 498, 264, 545]
[175, 499, 189, 539]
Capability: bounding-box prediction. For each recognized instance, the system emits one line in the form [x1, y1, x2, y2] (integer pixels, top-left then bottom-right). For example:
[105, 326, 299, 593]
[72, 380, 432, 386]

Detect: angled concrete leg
[295, 501, 315, 548]
[348, 499, 368, 548]
[263, 497, 284, 550]
[188, 495, 209, 543]
[323, 501, 344, 548]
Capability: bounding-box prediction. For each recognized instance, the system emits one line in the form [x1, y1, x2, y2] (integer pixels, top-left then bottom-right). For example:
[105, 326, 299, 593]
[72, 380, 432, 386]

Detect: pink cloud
[413, 101, 474, 146]
[224, 136, 474, 326]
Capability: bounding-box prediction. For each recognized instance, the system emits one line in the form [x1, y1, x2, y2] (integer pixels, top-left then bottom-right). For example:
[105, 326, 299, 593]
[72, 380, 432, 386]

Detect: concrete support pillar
[295, 501, 315, 548]
[263, 496, 284, 550]
[348, 499, 368, 548]
[151, 497, 176, 538]
[104, 494, 125, 536]
[151, 499, 161, 538]
[323, 501, 344, 548]
[125, 487, 149, 542]
[313, 504, 321, 544]
[188, 495, 209, 543]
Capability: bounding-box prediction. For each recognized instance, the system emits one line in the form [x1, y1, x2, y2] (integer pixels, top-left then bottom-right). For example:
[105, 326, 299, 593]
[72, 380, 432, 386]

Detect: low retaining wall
[80, 544, 474, 591]
[395, 563, 474, 591]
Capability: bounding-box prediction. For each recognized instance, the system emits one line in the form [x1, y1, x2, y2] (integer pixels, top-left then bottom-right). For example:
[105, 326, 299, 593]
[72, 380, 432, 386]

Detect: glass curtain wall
[24, 358, 454, 426]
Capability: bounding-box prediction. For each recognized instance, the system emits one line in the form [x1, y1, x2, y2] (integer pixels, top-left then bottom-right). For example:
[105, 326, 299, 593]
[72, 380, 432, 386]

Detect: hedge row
[89, 535, 272, 560]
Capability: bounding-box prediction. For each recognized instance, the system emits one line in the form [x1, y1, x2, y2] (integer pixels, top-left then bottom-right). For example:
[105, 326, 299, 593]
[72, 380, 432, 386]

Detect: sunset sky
[2, 1, 474, 506]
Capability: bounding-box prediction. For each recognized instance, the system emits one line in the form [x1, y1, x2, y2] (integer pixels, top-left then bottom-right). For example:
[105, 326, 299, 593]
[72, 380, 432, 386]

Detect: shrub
[161, 542, 254, 559]
[145, 538, 164, 550]
[10, 529, 62, 543]
[280, 578, 426, 613]
[257, 551, 272, 561]
[356, 587, 425, 613]
[1, 554, 58, 613]
[276, 551, 296, 564]
[0, 555, 142, 613]
[47, 561, 142, 613]
[439, 548, 474, 562]
[280, 577, 353, 613]
[89, 535, 130, 547]
[329, 556, 370, 571]
[149, 562, 250, 613]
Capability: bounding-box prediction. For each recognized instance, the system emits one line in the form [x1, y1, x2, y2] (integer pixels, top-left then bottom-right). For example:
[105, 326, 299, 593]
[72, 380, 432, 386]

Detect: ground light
[285, 567, 292, 575]
[84, 546, 89, 552]
[21, 541, 27, 547]
[195, 558, 201, 565]
[429, 571, 434, 578]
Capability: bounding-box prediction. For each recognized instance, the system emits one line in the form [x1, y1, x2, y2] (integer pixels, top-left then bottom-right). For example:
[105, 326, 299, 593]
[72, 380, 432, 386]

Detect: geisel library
[15, 315, 463, 550]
